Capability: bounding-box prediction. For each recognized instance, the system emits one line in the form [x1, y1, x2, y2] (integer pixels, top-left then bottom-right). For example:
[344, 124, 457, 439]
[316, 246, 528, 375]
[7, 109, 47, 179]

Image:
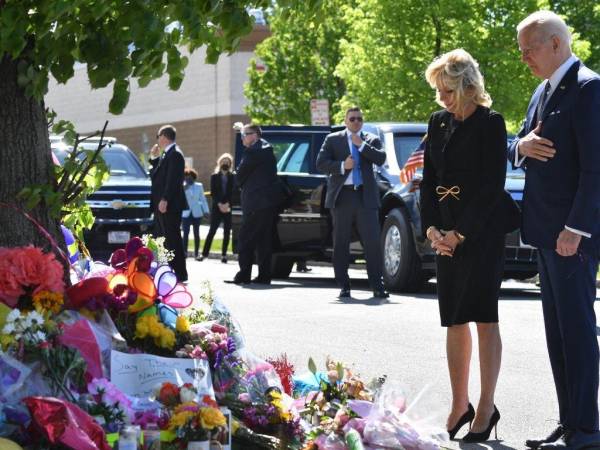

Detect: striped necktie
[536, 81, 551, 121]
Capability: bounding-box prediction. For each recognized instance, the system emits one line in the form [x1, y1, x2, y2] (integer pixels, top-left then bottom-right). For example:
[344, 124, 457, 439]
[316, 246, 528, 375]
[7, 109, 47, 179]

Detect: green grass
[186, 238, 232, 254]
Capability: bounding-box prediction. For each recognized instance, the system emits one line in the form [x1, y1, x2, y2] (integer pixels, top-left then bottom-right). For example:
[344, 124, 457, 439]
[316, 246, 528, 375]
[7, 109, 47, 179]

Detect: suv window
[273, 138, 311, 173]
[393, 133, 425, 166]
[52, 147, 147, 178]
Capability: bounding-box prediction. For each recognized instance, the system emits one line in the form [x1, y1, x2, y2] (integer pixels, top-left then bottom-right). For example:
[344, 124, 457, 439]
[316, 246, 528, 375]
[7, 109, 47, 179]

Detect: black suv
[231, 125, 537, 291]
[52, 138, 153, 259]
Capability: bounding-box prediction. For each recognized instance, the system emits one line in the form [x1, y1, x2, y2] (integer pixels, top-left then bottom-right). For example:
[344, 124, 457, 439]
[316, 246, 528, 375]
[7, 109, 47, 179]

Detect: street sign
[310, 99, 330, 126]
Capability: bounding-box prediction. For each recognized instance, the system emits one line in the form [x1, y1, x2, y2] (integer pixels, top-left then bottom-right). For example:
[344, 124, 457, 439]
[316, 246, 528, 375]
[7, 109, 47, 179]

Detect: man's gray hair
[517, 10, 572, 47]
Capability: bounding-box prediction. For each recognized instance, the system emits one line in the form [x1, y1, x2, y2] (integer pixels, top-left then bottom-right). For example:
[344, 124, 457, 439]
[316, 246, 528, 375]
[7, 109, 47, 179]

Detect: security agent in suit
[508, 11, 600, 450]
[316, 107, 388, 299]
[231, 124, 285, 285]
[149, 125, 188, 282]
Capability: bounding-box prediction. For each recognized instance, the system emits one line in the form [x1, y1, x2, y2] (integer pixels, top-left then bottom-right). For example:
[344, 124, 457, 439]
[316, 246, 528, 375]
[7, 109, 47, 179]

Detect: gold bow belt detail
[436, 185, 461, 202]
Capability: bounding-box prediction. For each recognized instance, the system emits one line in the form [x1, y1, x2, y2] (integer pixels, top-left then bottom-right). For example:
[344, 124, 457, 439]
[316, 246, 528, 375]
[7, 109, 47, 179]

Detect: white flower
[29, 330, 47, 343]
[24, 311, 45, 328]
[180, 386, 197, 403]
[6, 309, 21, 323]
[2, 322, 16, 335]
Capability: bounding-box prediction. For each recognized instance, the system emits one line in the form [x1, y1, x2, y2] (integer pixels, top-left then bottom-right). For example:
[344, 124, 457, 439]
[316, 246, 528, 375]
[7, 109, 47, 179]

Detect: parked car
[51, 137, 153, 259]
[231, 124, 537, 291]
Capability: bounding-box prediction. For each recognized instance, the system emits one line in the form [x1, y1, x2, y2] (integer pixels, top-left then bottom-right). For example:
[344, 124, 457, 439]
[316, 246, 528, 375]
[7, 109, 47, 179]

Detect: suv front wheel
[381, 208, 423, 292]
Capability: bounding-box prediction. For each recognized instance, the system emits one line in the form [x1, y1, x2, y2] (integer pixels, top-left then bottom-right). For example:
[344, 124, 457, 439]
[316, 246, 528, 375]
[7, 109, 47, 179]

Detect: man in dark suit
[316, 107, 388, 299]
[508, 11, 600, 450]
[231, 123, 284, 285]
[149, 125, 188, 282]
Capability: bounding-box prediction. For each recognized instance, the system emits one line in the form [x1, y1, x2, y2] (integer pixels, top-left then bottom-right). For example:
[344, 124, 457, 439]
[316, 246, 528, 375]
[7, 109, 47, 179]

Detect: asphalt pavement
[185, 257, 600, 450]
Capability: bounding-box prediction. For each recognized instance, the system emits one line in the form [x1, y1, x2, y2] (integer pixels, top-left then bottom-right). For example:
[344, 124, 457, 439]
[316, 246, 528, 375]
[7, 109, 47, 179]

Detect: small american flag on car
[399, 135, 426, 184]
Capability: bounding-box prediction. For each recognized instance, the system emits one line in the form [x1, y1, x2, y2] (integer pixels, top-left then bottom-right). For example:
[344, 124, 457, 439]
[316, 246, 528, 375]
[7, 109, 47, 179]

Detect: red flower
[158, 382, 180, 407]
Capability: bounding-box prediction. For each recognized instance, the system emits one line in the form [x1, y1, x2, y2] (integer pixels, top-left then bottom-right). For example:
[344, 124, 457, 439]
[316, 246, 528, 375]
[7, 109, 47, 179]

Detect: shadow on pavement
[457, 441, 516, 450]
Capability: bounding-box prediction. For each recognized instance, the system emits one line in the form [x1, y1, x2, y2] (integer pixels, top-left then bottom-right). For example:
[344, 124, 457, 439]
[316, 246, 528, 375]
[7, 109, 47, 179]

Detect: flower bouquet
[153, 382, 227, 450]
[82, 377, 133, 433]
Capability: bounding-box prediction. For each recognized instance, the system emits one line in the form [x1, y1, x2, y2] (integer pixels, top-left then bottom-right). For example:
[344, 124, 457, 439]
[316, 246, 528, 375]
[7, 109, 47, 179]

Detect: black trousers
[332, 188, 383, 291]
[156, 209, 188, 282]
[202, 209, 232, 257]
[182, 215, 202, 257]
[538, 248, 599, 430]
[237, 207, 276, 281]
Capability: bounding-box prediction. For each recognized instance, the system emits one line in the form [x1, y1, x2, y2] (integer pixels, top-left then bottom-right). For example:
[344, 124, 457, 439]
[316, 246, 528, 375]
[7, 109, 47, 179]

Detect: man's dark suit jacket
[316, 130, 386, 209]
[149, 144, 187, 212]
[236, 139, 284, 214]
[508, 60, 600, 255]
[209, 172, 234, 210]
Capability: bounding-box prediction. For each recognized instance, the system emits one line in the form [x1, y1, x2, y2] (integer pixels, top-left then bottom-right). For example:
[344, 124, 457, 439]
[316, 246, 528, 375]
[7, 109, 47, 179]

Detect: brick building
[45, 25, 269, 185]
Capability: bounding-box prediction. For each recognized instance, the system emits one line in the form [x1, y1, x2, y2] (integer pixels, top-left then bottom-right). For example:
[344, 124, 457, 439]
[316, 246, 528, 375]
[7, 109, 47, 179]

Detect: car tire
[270, 255, 295, 279]
[381, 208, 423, 292]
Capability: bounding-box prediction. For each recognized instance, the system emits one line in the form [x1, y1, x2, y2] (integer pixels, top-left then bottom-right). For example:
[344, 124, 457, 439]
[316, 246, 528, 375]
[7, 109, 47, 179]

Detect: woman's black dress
[420, 106, 517, 327]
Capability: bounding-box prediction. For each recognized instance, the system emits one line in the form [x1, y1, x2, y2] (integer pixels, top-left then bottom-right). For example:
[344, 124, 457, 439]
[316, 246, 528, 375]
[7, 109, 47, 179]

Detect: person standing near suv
[230, 124, 284, 285]
[316, 106, 388, 300]
[150, 125, 188, 282]
[201, 153, 234, 263]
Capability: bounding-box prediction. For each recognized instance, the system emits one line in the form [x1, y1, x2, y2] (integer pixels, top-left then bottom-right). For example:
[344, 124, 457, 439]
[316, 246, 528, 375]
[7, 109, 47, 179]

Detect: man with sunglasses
[316, 107, 389, 299]
[149, 124, 188, 282]
[230, 123, 285, 285]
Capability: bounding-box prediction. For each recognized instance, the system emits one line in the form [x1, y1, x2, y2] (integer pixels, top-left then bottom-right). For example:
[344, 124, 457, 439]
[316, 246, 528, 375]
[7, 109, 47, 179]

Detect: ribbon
[435, 185, 461, 202]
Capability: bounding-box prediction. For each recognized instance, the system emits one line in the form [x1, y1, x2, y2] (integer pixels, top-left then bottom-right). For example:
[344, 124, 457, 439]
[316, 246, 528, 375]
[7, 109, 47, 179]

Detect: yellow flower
[0, 334, 14, 351]
[198, 407, 226, 430]
[32, 291, 63, 315]
[168, 410, 195, 431]
[176, 315, 190, 333]
[155, 328, 176, 349]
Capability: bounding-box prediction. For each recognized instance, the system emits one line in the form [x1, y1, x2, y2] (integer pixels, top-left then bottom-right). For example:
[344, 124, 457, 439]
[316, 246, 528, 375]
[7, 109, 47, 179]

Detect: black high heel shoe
[447, 403, 475, 440]
[462, 405, 500, 442]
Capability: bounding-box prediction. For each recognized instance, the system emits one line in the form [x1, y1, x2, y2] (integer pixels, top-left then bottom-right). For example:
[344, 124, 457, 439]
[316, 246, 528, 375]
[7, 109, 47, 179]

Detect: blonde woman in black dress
[421, 49, 518, 442]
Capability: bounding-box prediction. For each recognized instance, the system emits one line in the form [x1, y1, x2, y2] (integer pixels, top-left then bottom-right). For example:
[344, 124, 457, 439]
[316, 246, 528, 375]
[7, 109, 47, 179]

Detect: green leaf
[109, 79, 130, 114]
[308, 357, 317, 374]
[336, 362, 344, 381]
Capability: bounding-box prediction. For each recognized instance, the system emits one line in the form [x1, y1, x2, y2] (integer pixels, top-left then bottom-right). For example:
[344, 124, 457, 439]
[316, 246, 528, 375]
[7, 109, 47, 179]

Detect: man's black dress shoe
[526, 425, 565, 449]
[373, 289, 390, 299]
[539, 429, 600, 450]
[251, 277, 271, 285]
[225, 272, 250, 284]
[338, 289, 351, 298]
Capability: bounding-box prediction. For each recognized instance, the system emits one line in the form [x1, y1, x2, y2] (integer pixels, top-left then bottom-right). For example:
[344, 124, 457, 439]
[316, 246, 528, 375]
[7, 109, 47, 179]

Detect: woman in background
[182, 168, 209, 260]
[201, 153, 234, 263]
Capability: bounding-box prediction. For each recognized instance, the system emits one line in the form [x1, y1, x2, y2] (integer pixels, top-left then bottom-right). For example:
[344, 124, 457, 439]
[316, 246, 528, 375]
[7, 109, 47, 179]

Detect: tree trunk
[0, 53, 63, 253]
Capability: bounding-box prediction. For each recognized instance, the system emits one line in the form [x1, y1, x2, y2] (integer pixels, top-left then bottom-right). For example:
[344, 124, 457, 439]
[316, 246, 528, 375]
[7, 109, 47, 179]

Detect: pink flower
[211, 323, 228, 333]
[238, 393, 251, 403]
[0, 246, 65, 306]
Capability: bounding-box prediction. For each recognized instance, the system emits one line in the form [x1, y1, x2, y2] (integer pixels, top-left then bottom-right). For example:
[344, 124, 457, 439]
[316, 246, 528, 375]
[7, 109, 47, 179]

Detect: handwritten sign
[110, 350, 214, 398]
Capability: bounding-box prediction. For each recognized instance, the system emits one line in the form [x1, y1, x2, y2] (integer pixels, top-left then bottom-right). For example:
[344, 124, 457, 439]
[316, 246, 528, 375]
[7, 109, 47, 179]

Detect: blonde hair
[517, 10, 571, 47]
[425, 48, 492, 114]
[214, 153, 233, 174]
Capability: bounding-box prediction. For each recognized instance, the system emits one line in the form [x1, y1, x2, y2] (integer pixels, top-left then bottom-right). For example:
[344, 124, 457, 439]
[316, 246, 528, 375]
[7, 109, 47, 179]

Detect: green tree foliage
[245, 0, 595, 130]
[245, 0, 355, 124]
[337, 0, 546, 128]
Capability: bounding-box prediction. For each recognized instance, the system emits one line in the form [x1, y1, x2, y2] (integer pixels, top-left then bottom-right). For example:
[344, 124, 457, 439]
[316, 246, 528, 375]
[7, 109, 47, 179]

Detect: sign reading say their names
[110, 350, 214, 398]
